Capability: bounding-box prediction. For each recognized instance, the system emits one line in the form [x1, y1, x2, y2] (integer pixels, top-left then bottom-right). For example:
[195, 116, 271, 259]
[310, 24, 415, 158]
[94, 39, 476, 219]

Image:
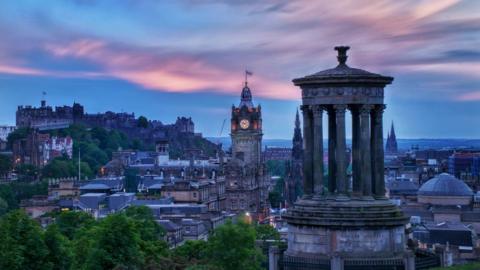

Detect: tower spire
[390, 121, 396, 139]
[240, 71, 254, 108]
[295, 108, 300, 129]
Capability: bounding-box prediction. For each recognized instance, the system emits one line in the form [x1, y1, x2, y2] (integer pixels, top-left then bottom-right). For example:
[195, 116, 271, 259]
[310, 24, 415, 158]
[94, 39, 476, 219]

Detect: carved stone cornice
[302, 87, 384, 98]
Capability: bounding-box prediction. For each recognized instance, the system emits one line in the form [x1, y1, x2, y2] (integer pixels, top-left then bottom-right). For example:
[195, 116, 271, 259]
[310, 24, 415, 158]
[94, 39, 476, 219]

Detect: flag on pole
[244, 70, 253, 85]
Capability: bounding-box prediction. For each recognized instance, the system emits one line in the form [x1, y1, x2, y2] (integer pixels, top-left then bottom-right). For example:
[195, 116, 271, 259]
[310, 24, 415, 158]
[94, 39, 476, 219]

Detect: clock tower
[225, 74, 268, 220]
[230, 80, 263, 166]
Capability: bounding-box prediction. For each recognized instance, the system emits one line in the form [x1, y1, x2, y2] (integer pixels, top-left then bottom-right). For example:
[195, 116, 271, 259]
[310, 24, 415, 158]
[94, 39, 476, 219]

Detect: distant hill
[207, 137, 480, 151]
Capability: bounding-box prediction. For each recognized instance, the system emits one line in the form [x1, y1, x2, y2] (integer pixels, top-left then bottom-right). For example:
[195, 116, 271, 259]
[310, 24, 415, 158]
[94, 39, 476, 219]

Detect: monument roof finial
[334, 46, 350, 66]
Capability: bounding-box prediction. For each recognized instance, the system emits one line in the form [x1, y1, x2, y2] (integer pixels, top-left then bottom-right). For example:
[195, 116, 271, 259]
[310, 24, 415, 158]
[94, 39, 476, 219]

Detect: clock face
[240, 119, 250, 129]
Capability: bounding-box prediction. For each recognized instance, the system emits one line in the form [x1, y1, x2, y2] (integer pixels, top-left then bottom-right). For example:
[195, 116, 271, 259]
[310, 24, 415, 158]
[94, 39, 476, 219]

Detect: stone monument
[282, 46, 412, 270]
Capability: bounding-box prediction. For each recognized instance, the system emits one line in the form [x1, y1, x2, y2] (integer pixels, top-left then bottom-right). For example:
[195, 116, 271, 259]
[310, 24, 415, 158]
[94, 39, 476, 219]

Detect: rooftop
[418, 173, 473, 197]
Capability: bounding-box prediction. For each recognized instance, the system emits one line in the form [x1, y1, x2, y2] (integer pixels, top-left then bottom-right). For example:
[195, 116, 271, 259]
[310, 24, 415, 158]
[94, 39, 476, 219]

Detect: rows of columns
[301, 104, 386, 199]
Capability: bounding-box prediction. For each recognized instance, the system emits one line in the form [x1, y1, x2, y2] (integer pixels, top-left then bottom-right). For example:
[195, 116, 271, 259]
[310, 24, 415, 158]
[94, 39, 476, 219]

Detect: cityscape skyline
[1, 1, 479, 139]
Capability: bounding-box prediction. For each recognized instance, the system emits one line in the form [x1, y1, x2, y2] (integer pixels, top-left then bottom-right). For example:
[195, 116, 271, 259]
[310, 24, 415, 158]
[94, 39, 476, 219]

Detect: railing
[344, 258, 405, 270]
[415, 249, 441, 270]
[281, 255, 330, 270]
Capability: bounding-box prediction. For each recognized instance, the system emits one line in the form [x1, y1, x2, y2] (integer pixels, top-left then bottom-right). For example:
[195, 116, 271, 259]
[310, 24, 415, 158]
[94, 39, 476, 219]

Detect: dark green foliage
[0, 205, 271, 269]
[55, 211, 95, 240]
[43, 124, 134, 178]
[0, 154, 12, 178]
[0, 197, 8, 217]
[0, 180, 48, 214]
[173, 240, 209, 262]
[138, 116, 149, 128]
[205, 220, 264, 270]
[16, 163, 39, 181]
[125, 206, 165, 240]
[255, 223, 280, 241]
[0, 184, 17, 211]
[268, 176, 286, 209]
[69, 210, 170, 269]
[124, 167, 139, 192]
[266, 160, 286, 176]
[6, 127, 31, 150]
[43, 158, 76, 178]
[268, 190, 282, 208]
[0, 210, 49, 270]
[44, 225, 73, 270]
[80, 214, 144, 270]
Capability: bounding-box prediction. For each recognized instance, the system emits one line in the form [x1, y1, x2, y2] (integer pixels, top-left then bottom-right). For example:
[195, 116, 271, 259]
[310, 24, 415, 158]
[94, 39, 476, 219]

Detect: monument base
[282, 196, 411, 270]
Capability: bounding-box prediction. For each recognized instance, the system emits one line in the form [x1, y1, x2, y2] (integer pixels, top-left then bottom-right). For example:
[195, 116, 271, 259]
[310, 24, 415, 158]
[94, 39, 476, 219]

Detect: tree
[268, 190, 282, 209]
[174, 240, 209, 262]
[42, 158, 75, 178]
[206, 221, 264, 270]
[6, 127, 30, 150]
[0, 184, 17, 211]
[125, 206, 168, 263]
[81, 214, 144, 270]
[0, 210, 49, 270]
[44, 225, 73, 270]
[125, 206, 165, 241]
[0, 154, 11, 179]
[15, 163, 38, 181]
[138, 116, 149, 128]
[55, 211, 95, 240]
[124, 168, 139, 192]
[0, 197, 8, 217]
[255, 224, 280, 241]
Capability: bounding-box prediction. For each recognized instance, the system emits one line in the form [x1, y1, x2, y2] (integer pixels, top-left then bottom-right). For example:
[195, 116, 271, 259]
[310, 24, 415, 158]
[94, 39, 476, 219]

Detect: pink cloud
[457, 91, 480, 101]
[0, 64, 46, 76]
[43, 39, 298, 99]
[0, 0, 477, 102]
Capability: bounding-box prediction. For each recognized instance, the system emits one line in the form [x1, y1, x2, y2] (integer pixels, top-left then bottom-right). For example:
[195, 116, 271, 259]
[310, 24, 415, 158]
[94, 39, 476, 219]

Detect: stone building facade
[12, 131, 73, 168]
[225, 80, 269, 220]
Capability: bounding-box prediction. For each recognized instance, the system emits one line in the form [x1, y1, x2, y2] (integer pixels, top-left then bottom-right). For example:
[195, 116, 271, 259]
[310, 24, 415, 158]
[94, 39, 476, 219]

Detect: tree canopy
[0, 208, 273, 269]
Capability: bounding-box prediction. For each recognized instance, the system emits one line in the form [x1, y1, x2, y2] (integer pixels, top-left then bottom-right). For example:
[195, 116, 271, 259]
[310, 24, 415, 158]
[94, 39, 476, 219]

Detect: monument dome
[418, 173, 473, 206]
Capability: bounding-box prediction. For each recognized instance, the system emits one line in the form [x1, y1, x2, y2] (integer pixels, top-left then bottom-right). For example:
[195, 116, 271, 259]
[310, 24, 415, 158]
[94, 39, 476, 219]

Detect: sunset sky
[0, 0, 479, 139]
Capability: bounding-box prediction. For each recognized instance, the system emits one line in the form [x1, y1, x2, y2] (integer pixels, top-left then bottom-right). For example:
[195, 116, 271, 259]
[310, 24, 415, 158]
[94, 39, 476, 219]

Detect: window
[193, 192, 197, 198]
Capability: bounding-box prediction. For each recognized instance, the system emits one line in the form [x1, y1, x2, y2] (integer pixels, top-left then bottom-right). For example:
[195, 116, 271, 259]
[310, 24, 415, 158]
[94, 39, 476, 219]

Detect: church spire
[292, 108, 302, 144]
[295, 108, 300, 129]
[386, 121, 398, 154]
[390, 122, 396, 139]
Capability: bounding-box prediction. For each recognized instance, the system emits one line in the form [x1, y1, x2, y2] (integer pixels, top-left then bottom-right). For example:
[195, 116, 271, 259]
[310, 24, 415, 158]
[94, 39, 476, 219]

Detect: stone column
[360, 105, 373, 198]
[350, 106, 361, 196]
[301, 105, 314, 196]
[371, 105, 386, 198]
[268, 245, 282, 270]
[334, 105, 347, 197]
[312, 105, 324, 195]
[327, 106, 336, 194]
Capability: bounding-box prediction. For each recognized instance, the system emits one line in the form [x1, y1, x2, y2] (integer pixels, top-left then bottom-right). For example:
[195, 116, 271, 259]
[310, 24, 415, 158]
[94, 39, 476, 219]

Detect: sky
[0, 0, 479, 139]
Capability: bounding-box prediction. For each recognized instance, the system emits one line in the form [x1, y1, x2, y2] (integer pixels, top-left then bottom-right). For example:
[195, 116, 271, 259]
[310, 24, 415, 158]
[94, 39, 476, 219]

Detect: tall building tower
[225, 75, 267, 220]
[385, 122, 398, 154]
[282, 47, 413, 269]
[230, 80, 263, 165]
[292, 109, 303, 161]
[286, 109, 304, 204]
